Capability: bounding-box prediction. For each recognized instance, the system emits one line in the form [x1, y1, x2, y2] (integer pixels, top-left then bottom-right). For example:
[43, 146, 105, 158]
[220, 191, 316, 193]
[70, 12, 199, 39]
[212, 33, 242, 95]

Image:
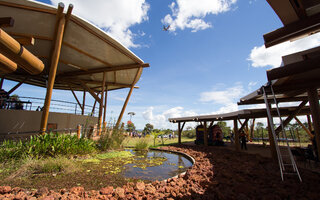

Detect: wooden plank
[103, 87, 108, 124]
[307, 115, 313, 132]
[0, 17, 14, 27]
[275, 100, 308, 134]
[40, 4, 66, 133]
[15, 37, 35, 46]
[58, 63, 149, 77]
[0, 1, 57, 15]
[264, 12, 320, 48]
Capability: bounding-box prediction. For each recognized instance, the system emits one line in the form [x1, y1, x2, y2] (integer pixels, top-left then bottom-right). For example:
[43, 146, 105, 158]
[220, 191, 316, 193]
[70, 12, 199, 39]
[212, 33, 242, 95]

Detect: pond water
[123, 149, 193, 181]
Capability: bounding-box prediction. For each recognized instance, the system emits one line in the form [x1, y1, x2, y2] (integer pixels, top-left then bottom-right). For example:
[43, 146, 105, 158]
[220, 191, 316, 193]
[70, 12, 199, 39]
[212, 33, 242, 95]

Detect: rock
[0, 186, 11, 194]
[100, 186, 114, 195]
[69, 187, 84, 196]
[136, 182, 145, 191]
[36, 187, 49, 196]
[115, 187, 125, 198]
[145, 185, 156, 194]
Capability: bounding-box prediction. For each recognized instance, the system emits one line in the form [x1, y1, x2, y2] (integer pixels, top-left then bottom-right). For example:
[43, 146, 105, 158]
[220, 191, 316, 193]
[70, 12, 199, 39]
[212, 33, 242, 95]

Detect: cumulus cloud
[142, 106, 197, 129]
[50, 0, 149, 48]
[162, 0, 237, 32]
[248, 32, 320, 68]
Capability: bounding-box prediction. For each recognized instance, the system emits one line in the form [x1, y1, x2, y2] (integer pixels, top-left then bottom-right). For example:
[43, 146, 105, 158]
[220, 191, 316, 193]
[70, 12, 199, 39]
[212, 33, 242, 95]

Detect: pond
[124, 149, 193, 181]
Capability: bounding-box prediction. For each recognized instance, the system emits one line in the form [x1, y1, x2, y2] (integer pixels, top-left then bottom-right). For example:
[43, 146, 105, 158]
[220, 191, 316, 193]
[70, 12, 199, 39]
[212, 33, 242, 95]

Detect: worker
[240, 131, 247, 150]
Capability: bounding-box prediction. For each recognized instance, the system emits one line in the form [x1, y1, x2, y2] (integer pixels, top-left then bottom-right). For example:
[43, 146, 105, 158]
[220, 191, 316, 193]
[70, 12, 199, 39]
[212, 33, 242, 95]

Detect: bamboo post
[98, 72, 106, 135]
[178, 122, 181, 144]
[204, 121, 208, 146]
[307, 88, 320, 159]
[77, 124, 81, 139]
[234, 119, 240, 151]
[116, 67, 142, 127]
[40, 3, 66, 133]
[307, 115, 313, 132]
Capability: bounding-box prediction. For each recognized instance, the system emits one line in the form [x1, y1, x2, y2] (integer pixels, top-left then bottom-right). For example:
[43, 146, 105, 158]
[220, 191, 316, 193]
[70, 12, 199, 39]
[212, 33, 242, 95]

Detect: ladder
[262, 84, 302, 182]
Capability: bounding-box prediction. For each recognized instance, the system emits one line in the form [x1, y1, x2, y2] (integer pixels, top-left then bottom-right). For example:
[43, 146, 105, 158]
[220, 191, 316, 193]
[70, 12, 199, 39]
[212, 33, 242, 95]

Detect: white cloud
[248, 32, 320, 68]
[200, 83, 244, 105]
[50, 0, 150, 48]
[142, 106, 197, 129]
[162, 0, 237, 32]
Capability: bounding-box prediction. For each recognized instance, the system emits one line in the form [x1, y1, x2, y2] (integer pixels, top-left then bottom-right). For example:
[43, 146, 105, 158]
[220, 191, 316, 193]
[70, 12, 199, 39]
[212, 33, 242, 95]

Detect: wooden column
[307, 115, 313, 132]
[40, 4, 66, 133]
[204, 121, 208, 146]
[98, 72, 106, 135]
[233, 119, 240, 151]
[178, 122, 181, 144]
[116, 67, 142, 127]
[307, 88, 320, 159]
[103, 86, 108, 124]
[82, 90, 86, 115]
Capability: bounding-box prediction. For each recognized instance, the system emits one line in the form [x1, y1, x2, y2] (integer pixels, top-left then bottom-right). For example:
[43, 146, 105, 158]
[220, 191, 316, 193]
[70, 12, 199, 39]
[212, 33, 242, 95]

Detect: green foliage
[143, 123, 154, 135]
[126, 122, 136, 132]
[151, 131, 163, 147]
[0, 133, 96, 162]
[182, 126, 196, 138]
[216, 121, 231, 136]
[96, 127, 125, 151]
[134, 139, 149, 151]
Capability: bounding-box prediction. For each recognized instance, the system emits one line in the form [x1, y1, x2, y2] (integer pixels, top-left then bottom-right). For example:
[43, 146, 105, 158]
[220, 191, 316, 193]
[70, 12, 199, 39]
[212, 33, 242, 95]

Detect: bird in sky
[163, 25, 170, 31]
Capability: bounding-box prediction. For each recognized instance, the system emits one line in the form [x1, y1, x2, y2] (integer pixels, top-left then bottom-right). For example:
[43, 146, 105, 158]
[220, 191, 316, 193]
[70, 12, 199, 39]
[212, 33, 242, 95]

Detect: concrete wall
[0, 109, 98, 134]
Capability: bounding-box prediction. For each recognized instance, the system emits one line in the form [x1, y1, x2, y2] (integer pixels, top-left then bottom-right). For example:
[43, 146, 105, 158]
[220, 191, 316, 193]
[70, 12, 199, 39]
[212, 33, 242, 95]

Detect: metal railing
[1, 96, 100, 117]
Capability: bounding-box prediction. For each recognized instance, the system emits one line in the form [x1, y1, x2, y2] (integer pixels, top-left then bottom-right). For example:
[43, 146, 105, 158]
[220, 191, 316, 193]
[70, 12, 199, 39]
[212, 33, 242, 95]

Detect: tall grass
[0, 133, 96, 162]
[96, 126, 125, 151]
[134, 139, 149, 151]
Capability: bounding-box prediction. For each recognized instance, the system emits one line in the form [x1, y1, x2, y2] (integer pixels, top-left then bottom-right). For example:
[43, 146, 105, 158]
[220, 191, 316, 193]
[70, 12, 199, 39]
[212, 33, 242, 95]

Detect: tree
[151, 131, 163, 146]
[126, 121, 135, 132]
[216, 121, 231, 136]
[142, 123, 154, 134]
[256, 122, 264, 130]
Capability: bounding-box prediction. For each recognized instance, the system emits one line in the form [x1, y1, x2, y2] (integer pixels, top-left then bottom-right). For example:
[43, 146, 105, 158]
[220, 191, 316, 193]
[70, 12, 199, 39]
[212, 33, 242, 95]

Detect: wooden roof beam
[0, 17, 14, 27]
[79, 81, 101, 102]
[0, 53, 17, 73]
[264, 12, 320, 48]
[15, 37, 35, 46]
[58, 63, 149, 77]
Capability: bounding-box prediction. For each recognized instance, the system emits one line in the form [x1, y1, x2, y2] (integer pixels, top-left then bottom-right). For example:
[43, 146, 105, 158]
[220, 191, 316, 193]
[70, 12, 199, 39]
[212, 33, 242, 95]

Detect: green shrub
[134, 139, 149, 151]
[97, 127, 125, 151]
[0, 133, 96, 162]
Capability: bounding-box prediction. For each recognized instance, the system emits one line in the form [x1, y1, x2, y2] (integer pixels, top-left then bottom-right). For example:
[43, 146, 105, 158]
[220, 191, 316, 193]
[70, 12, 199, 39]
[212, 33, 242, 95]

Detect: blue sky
[3, 0, 320, 129]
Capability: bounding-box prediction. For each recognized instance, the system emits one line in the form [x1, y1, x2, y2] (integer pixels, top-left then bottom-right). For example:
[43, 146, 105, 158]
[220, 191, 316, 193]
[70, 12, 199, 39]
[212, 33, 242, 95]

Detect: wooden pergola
[0, 0, 149, 134]
[169, 106, 312, 152]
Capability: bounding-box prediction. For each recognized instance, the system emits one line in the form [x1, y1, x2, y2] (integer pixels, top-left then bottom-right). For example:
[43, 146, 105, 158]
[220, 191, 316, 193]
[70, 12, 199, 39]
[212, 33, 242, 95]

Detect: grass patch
[124, 136, 194, 147]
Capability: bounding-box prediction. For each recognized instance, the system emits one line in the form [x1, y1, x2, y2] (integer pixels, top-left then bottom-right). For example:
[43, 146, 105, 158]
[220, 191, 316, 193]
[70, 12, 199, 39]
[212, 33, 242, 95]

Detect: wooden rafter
[58, 63, 149, 77]
[82, 90, 86, 115]
[264, 12, 320, 48]
[98, 72, 107, 135]
[79, 81, 101, 102]
[7, 77, 28, 94]
[0, 53, 17, 73]
[238, 118, 249, 133]
[0, 17, 14, 27]
[294, 116, 313, 138]
[69, 86, 83, 110]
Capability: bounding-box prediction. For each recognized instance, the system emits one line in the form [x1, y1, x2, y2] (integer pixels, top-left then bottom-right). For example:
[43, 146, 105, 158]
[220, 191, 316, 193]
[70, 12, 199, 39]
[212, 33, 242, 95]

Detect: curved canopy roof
[0, 0, 149, 92]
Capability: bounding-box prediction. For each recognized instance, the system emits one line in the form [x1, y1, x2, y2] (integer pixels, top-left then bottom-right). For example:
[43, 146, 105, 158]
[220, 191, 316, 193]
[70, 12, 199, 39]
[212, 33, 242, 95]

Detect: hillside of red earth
[1, 145, 320, 199]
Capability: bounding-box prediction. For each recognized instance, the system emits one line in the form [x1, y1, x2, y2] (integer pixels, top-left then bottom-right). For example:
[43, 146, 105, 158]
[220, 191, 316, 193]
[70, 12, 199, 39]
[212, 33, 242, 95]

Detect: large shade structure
[169, 106, 311, 152]
[0, 0, 149, 133]
[264, 0, 320, 47]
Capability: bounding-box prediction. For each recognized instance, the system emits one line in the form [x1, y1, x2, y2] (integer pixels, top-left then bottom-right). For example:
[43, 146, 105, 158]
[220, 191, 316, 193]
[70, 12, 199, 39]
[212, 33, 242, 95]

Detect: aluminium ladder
[261, 84, 302, 182]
